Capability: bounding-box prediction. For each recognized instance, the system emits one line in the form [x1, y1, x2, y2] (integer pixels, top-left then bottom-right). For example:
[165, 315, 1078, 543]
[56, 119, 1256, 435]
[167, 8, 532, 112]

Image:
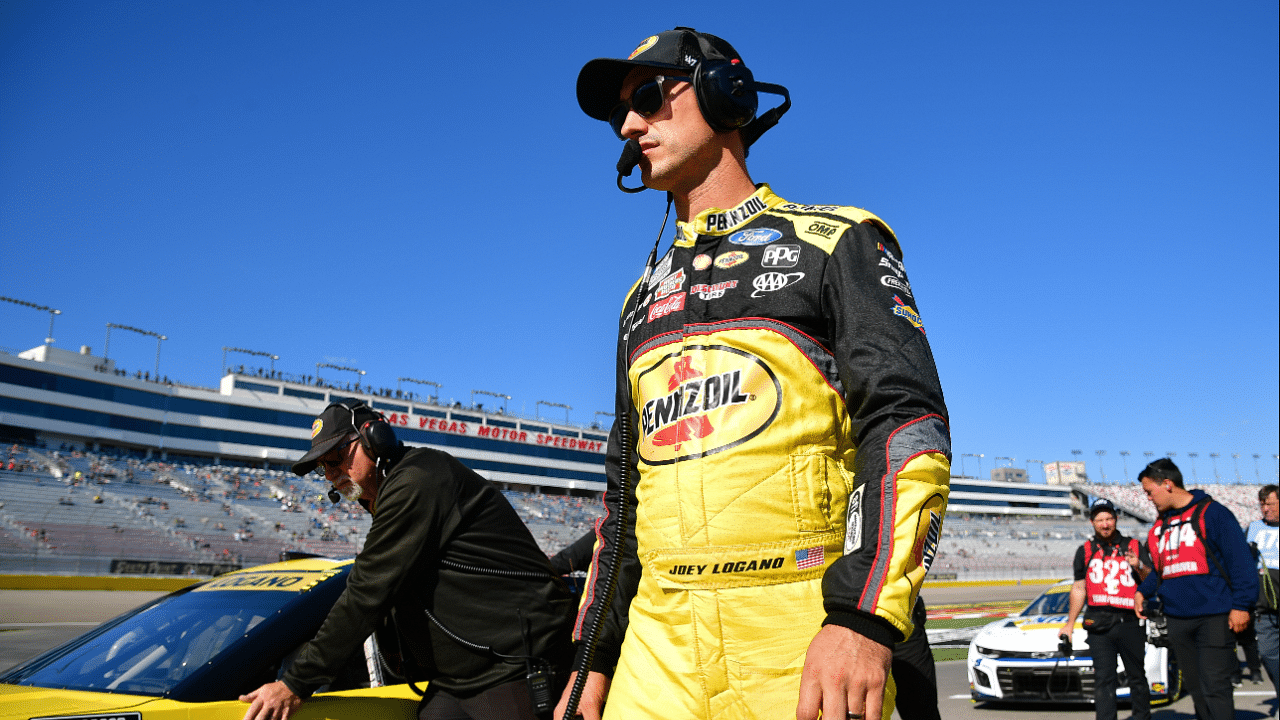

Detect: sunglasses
[609, 75, 691, 139]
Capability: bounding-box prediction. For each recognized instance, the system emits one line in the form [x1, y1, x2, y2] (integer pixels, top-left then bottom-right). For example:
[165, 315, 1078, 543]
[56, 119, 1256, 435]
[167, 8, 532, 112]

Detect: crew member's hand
[553, 670, 610, 720]
[240, 680, 301, 720]
[1133, 591, 1147, 620]
[797, 624, 892, 720]
[1229, 608, 1251, 633]
[1057, 622, 1074, 639]
[1125, 548, 1141, 569]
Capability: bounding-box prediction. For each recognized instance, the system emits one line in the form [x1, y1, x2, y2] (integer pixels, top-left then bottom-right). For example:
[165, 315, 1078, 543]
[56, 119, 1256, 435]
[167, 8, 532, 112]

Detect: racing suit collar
[674, 184, 783, 246]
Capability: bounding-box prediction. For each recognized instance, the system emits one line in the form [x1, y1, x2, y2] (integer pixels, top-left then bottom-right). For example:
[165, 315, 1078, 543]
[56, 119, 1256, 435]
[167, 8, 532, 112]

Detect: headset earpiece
[359, 418, 399, 460]
[693, 59, 758, 133]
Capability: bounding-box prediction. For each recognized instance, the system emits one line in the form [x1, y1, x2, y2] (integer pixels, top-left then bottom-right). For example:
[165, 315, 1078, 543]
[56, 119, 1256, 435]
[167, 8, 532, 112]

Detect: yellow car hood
[0, 684, 155, 719]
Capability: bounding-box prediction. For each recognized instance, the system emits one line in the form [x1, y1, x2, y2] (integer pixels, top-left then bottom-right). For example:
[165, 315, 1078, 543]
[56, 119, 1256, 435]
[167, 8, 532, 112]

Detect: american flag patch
[796, 546, 824, 570]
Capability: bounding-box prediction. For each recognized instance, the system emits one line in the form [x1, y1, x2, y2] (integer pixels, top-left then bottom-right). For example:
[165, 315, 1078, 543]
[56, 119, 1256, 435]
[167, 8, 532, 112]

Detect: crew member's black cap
[1088, 498, 1118, 519]
[576, 27, 745, 122]
[291, 402, 378, 476]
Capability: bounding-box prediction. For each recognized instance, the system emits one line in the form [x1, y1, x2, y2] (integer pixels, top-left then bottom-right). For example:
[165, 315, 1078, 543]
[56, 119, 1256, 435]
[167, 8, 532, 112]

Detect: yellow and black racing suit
[574, 185, 951, 719]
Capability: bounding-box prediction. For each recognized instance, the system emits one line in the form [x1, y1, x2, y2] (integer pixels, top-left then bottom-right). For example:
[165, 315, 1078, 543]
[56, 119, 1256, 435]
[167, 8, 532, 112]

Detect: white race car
[967, 580, 1180, 704]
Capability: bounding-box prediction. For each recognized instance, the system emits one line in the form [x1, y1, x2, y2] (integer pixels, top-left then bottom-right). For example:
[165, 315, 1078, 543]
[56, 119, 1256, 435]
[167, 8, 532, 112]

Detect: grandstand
[1078, 482, 1263, 526]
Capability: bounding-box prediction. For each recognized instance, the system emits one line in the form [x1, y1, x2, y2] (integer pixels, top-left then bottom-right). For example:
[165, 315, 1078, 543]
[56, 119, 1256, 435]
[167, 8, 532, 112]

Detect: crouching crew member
[1059, 498, 1151, 720]
[241, 401, 575, 720]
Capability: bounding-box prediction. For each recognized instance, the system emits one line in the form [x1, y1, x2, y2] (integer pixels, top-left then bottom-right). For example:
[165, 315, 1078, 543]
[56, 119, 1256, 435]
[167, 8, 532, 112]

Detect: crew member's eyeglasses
[319, 439, 357, 473]
[609, 75, 691, 139]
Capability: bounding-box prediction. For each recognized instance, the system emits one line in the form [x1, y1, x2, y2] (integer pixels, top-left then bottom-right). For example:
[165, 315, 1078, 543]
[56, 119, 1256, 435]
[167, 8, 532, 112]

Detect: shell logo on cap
[311, 419, 323, 438]
[628, 35, 659, 60]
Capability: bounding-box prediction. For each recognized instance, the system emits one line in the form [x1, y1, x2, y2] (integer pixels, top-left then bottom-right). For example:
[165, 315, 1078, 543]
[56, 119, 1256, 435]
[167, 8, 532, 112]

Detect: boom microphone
[616, 139, 646, 193]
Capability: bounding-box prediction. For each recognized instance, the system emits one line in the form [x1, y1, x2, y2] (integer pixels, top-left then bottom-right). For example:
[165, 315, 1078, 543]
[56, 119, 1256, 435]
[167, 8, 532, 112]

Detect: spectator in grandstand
[1134, 458, 1257, 720]
[240, 401, 575, 720]
[1246, 484, 1279, 694]
[561, 27, 950, 720]
[1058, 498, 1151, 720]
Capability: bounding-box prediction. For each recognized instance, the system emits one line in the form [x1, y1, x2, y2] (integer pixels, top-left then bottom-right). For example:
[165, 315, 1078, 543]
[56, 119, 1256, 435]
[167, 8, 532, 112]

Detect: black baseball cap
[291, 401, 379, 476]
[1088, 498, 1118, 519]
[577, 27, 745, 122]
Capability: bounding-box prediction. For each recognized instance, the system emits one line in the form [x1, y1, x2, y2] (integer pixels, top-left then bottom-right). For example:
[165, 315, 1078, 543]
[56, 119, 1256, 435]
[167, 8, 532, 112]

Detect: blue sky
[2, 1, 1276, 485]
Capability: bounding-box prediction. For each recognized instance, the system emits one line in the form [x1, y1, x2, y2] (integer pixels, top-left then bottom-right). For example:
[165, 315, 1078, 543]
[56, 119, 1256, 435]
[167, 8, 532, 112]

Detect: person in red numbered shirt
[1060, 498, 1152, 720]
[1134, 458, 1258, 720]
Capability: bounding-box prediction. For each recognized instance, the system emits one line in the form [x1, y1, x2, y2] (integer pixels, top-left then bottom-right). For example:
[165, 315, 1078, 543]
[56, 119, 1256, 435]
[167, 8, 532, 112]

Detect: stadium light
[592, 411, 615, 430]
[1254, 454, 1262, 481]
[471, 389, 511, 414]
[316, 363, 364, 388]
[398, 377, 441, 404]
[105, 323, 167, 378]
[1209, 452, 1221, 481]
[536, 400, 572, 424]
[1119, 451, 1130, 482]
[1231, 453, 1241, 483]
[0, 296, 61, 345]
[961, 453, 983, 479]
[1186, 452, 1199, 482]
[222, 346, 278, 375]
[1095, 450, 1107, 483]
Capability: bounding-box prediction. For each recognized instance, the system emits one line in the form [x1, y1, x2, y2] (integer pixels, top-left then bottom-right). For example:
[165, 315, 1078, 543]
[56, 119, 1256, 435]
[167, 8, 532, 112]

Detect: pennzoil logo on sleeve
[635, 346, 781, 464]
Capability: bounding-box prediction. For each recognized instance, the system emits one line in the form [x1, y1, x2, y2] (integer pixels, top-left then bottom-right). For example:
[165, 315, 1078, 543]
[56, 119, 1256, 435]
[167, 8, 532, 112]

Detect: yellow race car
[0, 557, 421, 720]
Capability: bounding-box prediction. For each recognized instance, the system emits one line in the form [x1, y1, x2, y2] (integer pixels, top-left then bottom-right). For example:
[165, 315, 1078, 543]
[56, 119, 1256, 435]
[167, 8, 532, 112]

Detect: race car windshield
[5, 588, 293, 696]
[1020, 589, 1071, 616]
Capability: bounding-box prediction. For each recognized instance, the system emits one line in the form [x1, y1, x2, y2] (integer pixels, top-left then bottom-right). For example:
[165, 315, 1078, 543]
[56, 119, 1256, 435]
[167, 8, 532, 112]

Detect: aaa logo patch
[635, 345, 780, 464]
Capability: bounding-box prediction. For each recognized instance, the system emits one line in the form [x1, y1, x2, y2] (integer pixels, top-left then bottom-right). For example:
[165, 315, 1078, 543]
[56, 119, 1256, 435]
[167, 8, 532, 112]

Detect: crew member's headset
[325, 400, 398, 503]
[617, 27, 791, 192]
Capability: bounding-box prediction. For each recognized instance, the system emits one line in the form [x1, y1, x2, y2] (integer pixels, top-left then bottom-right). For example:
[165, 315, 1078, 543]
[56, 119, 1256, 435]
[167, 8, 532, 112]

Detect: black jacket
[283, 447, 575, 698]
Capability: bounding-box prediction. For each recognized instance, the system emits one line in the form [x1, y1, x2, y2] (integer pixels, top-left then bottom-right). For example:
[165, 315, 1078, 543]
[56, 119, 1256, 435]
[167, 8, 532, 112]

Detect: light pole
[316, 363, 364, 389]
[1119, 451, 1130, 482]
[1072, 449, 1084, 482]
[105, 323, 167, 377]
[0, 296, 61, 345]
[1095, 450, 1107, 483]
[1231, 453, 1241, 483]
[1187, 452, 1199, 482]
[222, 347, 278, 375]
[1254, 454, 1262, 482]
[961, 453, 983, 479]
[592, 411, 615, 429]
[397, 377, 441, 404]
[536, 400, 572, 424]
[471, 390, 511, 414]
[1208, 453, 1221, 481]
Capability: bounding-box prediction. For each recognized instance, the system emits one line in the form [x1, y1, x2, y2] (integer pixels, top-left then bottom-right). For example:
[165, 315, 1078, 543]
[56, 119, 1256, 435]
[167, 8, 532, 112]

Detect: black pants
[892, 595, 940, 720]
[1230, 622, 1262, 682]
[419, 677, 541, 720]
[1167, 613, 1237, 720]
[1085, 618, 1150, 720]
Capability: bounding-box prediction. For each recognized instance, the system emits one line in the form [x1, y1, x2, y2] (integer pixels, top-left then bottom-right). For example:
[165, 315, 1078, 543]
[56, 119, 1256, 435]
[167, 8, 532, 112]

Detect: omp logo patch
[635, 346, 781, 464]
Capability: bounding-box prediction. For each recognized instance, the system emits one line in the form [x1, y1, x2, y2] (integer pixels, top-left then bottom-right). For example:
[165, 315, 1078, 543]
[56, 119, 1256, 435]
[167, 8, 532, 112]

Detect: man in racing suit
[558, 28, 950, 720]
[1059, 498, 1151, 720]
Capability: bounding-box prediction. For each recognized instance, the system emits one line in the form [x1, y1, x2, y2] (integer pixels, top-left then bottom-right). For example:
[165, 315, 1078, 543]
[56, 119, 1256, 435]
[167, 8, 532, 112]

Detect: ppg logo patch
[761, 244, 800, 268]
[728, 228, 782, 246]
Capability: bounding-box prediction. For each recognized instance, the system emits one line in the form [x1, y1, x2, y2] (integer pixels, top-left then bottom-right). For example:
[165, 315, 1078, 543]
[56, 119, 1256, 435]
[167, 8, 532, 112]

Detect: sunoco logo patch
[635, 346, 781, 464]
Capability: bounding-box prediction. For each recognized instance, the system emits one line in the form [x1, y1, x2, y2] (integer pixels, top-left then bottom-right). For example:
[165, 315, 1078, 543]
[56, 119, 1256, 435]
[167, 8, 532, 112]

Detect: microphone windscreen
[616, 139, 642, 176]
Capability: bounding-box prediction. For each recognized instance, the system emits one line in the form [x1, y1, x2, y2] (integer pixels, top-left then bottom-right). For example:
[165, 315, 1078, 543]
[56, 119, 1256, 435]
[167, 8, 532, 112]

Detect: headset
[325, 400, 398, 503]
[616, 28, 790, 193]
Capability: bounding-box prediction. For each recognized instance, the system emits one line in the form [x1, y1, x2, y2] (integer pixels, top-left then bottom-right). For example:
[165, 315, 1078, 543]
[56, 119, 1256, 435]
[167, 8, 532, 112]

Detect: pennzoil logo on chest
[635, 345, 781, 465]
